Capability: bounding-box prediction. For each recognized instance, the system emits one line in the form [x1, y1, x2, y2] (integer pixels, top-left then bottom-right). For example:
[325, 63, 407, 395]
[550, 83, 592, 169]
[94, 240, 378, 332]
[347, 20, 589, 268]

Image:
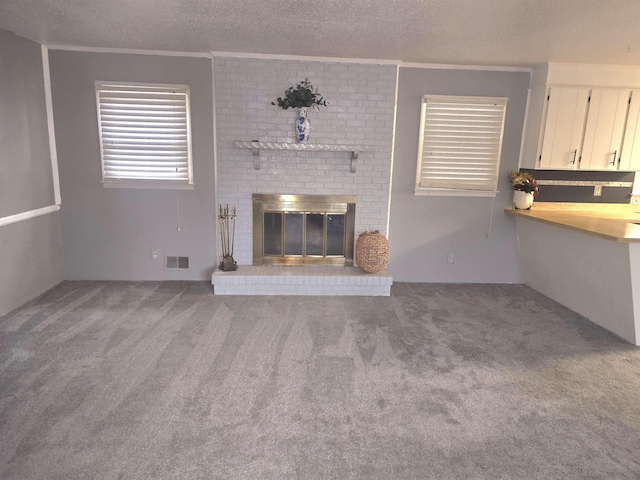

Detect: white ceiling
[2, 0, 640, 66]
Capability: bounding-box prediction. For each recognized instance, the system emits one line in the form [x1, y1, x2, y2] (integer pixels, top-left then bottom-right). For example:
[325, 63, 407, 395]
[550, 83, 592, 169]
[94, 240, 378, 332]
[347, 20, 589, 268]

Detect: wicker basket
[355, 230, 389, 273]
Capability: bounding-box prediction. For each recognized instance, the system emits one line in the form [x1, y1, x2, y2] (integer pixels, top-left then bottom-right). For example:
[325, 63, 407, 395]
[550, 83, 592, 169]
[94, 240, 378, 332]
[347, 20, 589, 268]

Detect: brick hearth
[211, 266, 392, 296]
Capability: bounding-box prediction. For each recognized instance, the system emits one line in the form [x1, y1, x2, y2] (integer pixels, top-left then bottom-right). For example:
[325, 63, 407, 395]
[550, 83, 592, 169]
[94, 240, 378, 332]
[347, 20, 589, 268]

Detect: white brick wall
[213, 57, 397, 265]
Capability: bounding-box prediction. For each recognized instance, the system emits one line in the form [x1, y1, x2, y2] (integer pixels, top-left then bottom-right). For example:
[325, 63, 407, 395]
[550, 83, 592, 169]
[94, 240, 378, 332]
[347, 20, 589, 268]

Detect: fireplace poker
[219, 205, 227, 257]
[230, 206, 236, 257]
[224, 204, 230, 257]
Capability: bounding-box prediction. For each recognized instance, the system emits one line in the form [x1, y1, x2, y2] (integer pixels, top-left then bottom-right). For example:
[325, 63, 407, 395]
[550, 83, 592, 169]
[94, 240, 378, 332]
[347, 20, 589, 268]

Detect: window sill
[103, 181, 194, 190]
[414, 188, 497, 197]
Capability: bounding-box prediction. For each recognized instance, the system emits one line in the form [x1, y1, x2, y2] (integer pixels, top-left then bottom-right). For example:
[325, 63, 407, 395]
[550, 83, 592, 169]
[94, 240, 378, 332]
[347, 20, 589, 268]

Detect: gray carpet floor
[1, 281, 639, 479]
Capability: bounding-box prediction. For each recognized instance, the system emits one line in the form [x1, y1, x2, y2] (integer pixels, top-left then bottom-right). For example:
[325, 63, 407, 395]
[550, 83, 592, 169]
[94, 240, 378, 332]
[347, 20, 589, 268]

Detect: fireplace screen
[253, 194, 355, 266]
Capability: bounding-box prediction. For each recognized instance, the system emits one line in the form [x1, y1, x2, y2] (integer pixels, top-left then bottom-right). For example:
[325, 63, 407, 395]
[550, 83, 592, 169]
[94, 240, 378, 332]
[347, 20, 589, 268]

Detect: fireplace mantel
[234, 141, 377, 173]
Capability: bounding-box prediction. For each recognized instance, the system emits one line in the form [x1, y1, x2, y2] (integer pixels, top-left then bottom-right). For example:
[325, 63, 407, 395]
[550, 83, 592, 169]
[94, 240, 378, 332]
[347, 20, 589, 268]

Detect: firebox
[252, 194, 356, 266]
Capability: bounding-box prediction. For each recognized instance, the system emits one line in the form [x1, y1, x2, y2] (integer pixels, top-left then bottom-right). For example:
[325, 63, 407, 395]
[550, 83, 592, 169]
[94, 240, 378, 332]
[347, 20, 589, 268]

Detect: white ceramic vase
[295, 108, 310, 143]
[513, 190, 534, 210]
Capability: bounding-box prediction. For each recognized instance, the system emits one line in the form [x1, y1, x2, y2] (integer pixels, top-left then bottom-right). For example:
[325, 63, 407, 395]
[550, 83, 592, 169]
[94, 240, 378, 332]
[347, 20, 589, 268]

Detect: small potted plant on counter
[509, 169, 539, 210]
[272, 79, 327, 143]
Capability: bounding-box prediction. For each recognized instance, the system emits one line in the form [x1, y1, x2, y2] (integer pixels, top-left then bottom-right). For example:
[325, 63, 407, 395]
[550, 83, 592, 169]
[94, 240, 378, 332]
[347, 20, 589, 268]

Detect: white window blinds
[415, 95, 507, 195]
[95, 82, 193, 188]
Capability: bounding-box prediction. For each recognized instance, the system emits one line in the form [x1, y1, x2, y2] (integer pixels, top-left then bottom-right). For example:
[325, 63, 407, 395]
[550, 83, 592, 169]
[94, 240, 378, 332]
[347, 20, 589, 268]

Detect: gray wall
[49, 51, 215, 280]
[0, 30, 64, 316]
[0, 30, 54, 216]
[387, 67, 530, 283]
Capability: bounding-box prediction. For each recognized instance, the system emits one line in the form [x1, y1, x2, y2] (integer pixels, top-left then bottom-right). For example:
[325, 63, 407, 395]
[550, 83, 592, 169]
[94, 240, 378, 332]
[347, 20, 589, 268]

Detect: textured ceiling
[2, 0, 640, 66]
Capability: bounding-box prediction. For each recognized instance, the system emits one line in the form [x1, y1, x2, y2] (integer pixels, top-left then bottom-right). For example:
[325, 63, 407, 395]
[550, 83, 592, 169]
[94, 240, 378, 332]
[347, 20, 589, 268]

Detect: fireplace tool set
[218, 204, 238, 271]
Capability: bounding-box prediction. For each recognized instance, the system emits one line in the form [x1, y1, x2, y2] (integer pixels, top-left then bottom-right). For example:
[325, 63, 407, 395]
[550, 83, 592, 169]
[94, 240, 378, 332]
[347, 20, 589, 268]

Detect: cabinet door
[619, 89, 640, 171]
[539, 87, 589, 169]
[580, 89, 630, 170]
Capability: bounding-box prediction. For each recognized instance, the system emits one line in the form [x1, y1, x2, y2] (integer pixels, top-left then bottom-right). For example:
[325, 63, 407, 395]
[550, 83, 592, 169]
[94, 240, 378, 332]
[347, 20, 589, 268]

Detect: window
[95, 82, 193, 189]
[415, 95, 508, 196]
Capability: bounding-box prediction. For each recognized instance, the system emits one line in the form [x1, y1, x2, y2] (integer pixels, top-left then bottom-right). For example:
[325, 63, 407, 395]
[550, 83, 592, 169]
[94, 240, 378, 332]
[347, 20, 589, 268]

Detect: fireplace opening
[253, 194, 355, 266]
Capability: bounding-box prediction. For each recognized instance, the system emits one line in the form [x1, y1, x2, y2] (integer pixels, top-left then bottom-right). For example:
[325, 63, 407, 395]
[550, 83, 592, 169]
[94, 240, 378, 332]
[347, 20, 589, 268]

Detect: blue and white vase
[295, 108, 310, 143]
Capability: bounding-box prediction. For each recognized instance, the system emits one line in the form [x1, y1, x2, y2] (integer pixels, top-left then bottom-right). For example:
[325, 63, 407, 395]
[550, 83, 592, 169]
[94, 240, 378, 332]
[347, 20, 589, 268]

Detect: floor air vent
[165, 256, 190, 270]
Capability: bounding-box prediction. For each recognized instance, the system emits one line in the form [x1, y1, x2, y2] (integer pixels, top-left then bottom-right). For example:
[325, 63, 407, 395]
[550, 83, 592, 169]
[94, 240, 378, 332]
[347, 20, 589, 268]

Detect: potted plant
[272, 79, 327, 142]
[509, 169, 539, 209]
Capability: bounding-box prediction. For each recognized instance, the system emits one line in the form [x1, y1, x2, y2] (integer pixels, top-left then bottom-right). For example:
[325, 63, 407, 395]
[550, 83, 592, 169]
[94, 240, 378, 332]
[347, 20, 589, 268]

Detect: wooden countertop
[505, 203, 640, 242]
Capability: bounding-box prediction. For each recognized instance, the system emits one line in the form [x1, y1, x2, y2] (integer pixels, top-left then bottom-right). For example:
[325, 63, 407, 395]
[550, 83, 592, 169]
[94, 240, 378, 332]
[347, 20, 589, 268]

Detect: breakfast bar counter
[506, 203, 640, 346]
[505, 203, 640, 242]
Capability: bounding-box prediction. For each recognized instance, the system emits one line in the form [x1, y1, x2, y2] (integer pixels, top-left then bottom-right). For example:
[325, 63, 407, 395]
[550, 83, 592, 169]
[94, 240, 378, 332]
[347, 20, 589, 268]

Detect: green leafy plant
[509, 169, 539, 197]
[272, 79, 327, 109]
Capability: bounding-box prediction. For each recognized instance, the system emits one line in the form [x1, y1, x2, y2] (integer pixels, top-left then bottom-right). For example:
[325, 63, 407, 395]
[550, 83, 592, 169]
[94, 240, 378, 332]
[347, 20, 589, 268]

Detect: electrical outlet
[447, 253, 455, 264]
[151, 249, 160, 260]
[594, 185, 602, 196]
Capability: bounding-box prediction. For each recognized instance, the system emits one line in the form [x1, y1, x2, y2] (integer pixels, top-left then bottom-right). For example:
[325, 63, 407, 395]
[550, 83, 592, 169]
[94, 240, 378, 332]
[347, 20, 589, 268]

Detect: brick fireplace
[211, 55, 397, 294]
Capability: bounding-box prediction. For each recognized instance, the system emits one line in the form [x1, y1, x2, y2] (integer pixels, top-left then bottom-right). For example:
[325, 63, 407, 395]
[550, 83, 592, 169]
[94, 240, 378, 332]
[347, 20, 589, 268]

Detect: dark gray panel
[520, 169, 635, 203]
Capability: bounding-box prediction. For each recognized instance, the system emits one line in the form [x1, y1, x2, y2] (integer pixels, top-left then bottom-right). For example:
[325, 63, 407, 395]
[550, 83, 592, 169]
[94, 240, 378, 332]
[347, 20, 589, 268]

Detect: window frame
[95, 81, 194, 190]
[414, 94, 508, 197]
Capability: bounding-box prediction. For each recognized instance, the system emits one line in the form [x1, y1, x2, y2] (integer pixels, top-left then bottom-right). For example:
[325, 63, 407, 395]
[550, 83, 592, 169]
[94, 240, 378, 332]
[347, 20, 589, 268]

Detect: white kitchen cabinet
[620, 89, 640, 171]
[522, 86, 633, 171]
[538, 87, 590, 169]
[520, 63, 640, 172]
[580, 89, 630, 170]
